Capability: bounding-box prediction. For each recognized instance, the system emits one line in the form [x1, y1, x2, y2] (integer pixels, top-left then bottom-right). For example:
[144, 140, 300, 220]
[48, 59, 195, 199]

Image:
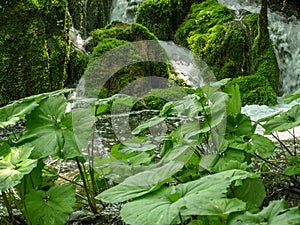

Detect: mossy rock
[227, 75, 277, 106]
[174, 0, 279, 105]
[65, 47, 89, 87]
[136, 0, 195, 40]
[68, 0, 113, 37]
[84, 22, 171, 98]
[175, 0, 234, 47]
[0, 0, 71, 106]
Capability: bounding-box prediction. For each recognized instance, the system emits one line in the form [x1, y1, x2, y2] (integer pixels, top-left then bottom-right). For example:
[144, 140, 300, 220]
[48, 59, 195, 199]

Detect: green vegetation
[1, 82, 300, 224]
[227, 75, 278, 106]
[0, 0, 72, 106]
[68, 0, 112, 37]
[136, 0, 195, 40]
[84, 22, 171, 98]
[173, 0, 279, 105]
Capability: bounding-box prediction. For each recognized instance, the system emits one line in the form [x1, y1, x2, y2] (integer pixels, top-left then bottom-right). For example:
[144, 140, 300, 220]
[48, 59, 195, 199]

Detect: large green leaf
[0, 100, 39, 128]
[19, 96, 94, 159]
[263, 105, 300, 134]
[230, 199, 300, 225]
[132, 116, 166, 135]
[120, 169, 255, 225]
[283, 88, 300, 104]
[224, 84, 242, 116]
[0, 145, 37, 191]
[250, 134, 275, 158]
[232, 178, 266, 208]
[96, 161, 184, 203]
[0, 89, 73, 128]
[25, 183, 76, 225]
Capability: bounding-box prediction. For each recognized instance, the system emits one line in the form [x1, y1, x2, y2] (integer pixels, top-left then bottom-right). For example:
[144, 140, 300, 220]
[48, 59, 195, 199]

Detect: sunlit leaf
[250, 134, 275, 158]
[120, 169, 255, 225]
[0, 145, 37, 191]
[284, 165, 300, 176]
[96, 161, 184, 203]
[25, 183, 76, 225]
[224, 84, 241, 116]
[132, 116, 166, 135]
[263, 105, 300, 134]
[230, 199, 300, 225]
[0, 89, 73, 128]
[19, 96, 94, 159]
[283, 88, 300, 104]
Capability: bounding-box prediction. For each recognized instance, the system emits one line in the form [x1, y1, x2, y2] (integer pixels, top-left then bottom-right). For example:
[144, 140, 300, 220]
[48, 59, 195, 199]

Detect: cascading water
[218, 0, 300, 95]
[110, 0, 144, 23]
[218, 0, 300, 138]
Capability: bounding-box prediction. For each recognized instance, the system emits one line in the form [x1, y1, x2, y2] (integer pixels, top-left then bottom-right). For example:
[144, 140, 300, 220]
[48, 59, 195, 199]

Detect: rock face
[269, 0, 300, 18]
[0, 1, 71, 105]
[170, 0, 279, 105]
[68, 0, 113, 38]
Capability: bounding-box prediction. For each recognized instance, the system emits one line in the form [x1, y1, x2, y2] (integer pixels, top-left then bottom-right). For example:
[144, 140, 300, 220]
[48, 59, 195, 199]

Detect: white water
[110, 0, 144, 23]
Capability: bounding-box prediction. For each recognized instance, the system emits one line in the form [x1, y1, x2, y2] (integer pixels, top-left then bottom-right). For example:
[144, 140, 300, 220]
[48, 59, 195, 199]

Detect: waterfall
[110, 0, 144, 23]
[218, 0, 300, 95]
[218, 0, 300, 138]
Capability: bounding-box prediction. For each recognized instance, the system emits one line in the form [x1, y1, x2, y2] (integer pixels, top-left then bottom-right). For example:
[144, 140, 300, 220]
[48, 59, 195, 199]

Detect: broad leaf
[283, 88, 300, 104]
[250, 134, 276, 158]
[0, 89, 73, 128]
[20, 96, 94, 159]
[187, 198, 246, 216]
[132, 116, 166, 135]
[224, 84, 241, 116]
[0, 100, 39, 128]
[230, 199, 300, 225]
[263, 105, 300, 134]
[0, 145, 37, 191]
[284, 165, 300, 176]
[120, 169, 255, 225]
[232, 178, 266, 208]
[96, 161, 184, 203]
[25, 183, 76, 225]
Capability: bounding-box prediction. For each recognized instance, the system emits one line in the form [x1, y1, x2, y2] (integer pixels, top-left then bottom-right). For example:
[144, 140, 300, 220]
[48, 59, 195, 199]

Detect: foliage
[1, 84, 300, 224]
[0, 0, 72, 106]
[85, 23, 171, 99]
[136, 0, 195, 40]
[227, 75, 277, 106]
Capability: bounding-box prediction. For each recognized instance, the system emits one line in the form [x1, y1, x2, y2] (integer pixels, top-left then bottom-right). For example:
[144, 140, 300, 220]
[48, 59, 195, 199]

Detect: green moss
[227, 75, 277, 106]
[65, 47, 89, 87]
[68, 0, 112, 37]
[175, 0, 234, 47]
[174, 0, 279, 104]
[0, 0, 71, 105]
[136, 0, 195, 40]
[85, 22, 170, 98]
[188, 22, 250, 80]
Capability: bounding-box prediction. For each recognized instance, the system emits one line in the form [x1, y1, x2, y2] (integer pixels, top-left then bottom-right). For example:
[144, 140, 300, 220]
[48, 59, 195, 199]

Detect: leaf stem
[75, 157, 98, 214]
[2, 191, 17, 224]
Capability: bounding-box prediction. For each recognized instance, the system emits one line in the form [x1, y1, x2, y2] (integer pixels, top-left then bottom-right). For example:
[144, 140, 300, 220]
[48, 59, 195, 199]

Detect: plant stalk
[75, 157, 98, 214]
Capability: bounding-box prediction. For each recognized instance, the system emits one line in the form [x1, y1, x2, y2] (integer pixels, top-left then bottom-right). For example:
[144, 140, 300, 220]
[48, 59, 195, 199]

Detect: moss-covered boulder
[136, 0, 196, 40]
[84, 22, 171, 98]
[0, 0, 71, 106]
[227, 75, 277, 106]
[174, 0, 279, 105]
